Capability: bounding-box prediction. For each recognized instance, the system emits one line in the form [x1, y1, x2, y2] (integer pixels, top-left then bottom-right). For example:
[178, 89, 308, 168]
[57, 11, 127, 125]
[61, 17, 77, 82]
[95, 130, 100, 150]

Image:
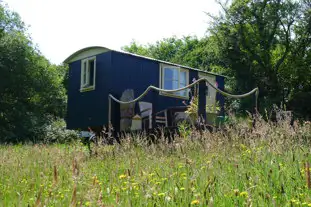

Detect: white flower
[165, 196, 172, 202]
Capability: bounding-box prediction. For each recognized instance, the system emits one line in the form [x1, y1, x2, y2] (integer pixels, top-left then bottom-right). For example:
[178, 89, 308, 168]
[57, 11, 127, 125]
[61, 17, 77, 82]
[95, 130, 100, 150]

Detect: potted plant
[184, 79, 221, 126]
[206, 101, 221, 125]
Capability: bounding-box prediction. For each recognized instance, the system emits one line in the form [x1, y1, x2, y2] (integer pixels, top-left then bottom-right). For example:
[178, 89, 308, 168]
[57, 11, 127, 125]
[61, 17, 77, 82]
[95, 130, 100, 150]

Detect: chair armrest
[137, 108, 152, 116]
[155, 109, 167, 116]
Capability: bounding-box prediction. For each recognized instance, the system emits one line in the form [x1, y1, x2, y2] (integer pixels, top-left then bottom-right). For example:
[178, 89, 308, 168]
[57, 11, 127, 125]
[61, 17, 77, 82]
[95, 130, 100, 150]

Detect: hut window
[160, 64, 189, 99]
[80, 57, 96, 92]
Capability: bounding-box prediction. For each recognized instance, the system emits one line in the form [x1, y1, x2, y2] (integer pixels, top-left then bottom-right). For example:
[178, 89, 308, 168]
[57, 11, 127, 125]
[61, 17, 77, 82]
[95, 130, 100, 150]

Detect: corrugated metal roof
[64, 46, 226, 78]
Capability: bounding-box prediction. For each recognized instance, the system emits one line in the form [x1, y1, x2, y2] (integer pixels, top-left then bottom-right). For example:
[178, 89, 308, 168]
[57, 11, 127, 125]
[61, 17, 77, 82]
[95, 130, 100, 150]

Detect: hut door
[198, 73, 217, 110]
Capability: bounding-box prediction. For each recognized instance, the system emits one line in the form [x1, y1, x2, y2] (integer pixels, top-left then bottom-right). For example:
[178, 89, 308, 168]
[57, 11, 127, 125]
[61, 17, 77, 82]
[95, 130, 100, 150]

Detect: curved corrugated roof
[63, 46, 226, 77]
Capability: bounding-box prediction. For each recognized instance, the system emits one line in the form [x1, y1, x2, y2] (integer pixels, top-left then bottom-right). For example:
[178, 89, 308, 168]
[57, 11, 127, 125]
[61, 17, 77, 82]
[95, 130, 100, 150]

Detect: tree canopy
[0, 2, 67, 142]
[123, 0, 311, 118]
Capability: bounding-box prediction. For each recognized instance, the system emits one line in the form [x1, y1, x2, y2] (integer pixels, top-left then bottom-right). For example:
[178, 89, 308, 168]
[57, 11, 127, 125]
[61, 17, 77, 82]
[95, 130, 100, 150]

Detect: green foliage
[208, 0, 311, 115]
[0, 2, 67, 142]
[122, 36, 221, 71]
[43, 119, 79, 143]
[123, 0, 311, 119]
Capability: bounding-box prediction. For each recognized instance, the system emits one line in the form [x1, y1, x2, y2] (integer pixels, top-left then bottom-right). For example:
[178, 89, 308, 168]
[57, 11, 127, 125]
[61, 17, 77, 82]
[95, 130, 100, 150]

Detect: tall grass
[0, 116, 310, 206]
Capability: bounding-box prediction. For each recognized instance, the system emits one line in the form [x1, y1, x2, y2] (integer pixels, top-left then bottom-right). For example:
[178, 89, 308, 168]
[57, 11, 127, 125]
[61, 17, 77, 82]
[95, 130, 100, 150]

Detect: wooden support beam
[198, 81, 207, 123]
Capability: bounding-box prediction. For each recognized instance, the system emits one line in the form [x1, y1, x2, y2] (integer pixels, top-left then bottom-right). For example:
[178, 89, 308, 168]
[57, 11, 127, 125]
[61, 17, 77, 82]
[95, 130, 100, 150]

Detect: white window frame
[80, 56, 96, 92]
[159, 64, 189, 99]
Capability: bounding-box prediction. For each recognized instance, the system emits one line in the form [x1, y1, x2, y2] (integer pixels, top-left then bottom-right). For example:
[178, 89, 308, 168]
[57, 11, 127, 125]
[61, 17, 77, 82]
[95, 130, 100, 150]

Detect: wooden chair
[120, 89, 135, 131]
[138, 102, 167, 129]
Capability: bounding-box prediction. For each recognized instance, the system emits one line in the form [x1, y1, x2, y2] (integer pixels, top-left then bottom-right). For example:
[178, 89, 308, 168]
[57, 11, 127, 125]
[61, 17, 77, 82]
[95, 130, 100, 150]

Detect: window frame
[80, 56, 96, 92]
[159, 64, 189, 99]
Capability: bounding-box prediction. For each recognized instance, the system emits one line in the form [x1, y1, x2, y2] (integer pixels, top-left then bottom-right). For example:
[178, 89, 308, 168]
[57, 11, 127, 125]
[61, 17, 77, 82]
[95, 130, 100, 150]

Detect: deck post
[198, 80, 207, 123]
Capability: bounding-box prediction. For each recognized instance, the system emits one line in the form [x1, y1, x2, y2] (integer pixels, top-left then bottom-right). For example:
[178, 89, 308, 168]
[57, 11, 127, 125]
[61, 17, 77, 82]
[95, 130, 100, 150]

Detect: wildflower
[85, 201, 91, 206]
[149, 173, 155, 177]
[240, 144, 247, 150]
[180, 187, 185, 191]
[308, 204, 311, 207]
[158, 193, 165, 197]
[239, 191, 248, 197]
[191, 199, 200, 205]
[181, 173, 187, 177]
[119, 174, 127, 179]
[165, 196, 172, 202]
[233, 189, 239, 196]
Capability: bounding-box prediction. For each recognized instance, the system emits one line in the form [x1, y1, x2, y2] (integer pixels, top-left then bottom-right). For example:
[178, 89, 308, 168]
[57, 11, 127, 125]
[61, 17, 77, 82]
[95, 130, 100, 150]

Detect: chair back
[138, 102, 152, 118]
[120, 89, 135, 131]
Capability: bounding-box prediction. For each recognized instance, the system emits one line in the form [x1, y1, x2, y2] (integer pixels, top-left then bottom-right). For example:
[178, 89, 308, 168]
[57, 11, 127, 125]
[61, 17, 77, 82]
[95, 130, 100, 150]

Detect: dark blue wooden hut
[64, 46, 225, 131]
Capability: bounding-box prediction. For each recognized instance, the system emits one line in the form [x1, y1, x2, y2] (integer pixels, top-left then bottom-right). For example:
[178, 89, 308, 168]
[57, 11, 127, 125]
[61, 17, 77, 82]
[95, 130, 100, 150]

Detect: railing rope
[108, 78, 259, 130]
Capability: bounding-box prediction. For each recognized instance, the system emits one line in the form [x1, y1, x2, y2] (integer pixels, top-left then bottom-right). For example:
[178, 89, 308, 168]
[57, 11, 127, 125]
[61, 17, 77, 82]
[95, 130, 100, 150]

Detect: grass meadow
[0, 117, 311, 206]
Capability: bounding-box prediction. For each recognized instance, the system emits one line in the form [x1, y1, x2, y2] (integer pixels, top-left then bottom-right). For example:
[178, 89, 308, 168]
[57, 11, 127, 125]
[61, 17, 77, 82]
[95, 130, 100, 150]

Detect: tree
[122, 36, 225, 71]
[0, 2, 66, 142]
[207, 0, 309, 112]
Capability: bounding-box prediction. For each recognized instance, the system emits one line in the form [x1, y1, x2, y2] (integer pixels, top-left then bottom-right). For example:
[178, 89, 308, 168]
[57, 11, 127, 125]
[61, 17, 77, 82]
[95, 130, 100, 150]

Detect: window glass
[180, 71, 187, 85]
[179, 71, 187, 96]
[172, 80, 179, 90]
[164, 68, 174, 80]
[164, 79, 173, 89]
[162, 66, 189, 98]
[81, 57, 96, 91]
[83, 61, 87, 85]
[89, 59, 95, 86]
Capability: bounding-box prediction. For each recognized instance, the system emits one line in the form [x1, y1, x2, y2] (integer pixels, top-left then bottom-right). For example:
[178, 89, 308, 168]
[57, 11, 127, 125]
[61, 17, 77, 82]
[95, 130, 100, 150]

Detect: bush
[43, 119, 79, 144]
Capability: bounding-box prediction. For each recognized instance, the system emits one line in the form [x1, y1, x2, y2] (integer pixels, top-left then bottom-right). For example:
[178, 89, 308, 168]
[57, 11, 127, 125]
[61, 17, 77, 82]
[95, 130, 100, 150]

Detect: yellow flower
[85, 201, 91, 206]
[158, 193, 165, 197]
[239, 191, 248, 197]
[191, 199, 200, 205]
[180, 187, 185, 191]
[119, 174, 127, 179]
[307, 203, 311, 207]
[240, 144, 247, 150]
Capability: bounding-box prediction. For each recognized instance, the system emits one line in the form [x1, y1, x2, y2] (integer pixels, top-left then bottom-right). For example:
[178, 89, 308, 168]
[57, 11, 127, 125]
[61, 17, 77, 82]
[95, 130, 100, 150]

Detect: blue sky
[5, 0, 220, 64]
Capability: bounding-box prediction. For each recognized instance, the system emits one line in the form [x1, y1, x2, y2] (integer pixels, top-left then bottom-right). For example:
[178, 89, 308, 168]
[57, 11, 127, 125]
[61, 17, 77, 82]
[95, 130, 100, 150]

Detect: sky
[5, 0, 220, 64]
